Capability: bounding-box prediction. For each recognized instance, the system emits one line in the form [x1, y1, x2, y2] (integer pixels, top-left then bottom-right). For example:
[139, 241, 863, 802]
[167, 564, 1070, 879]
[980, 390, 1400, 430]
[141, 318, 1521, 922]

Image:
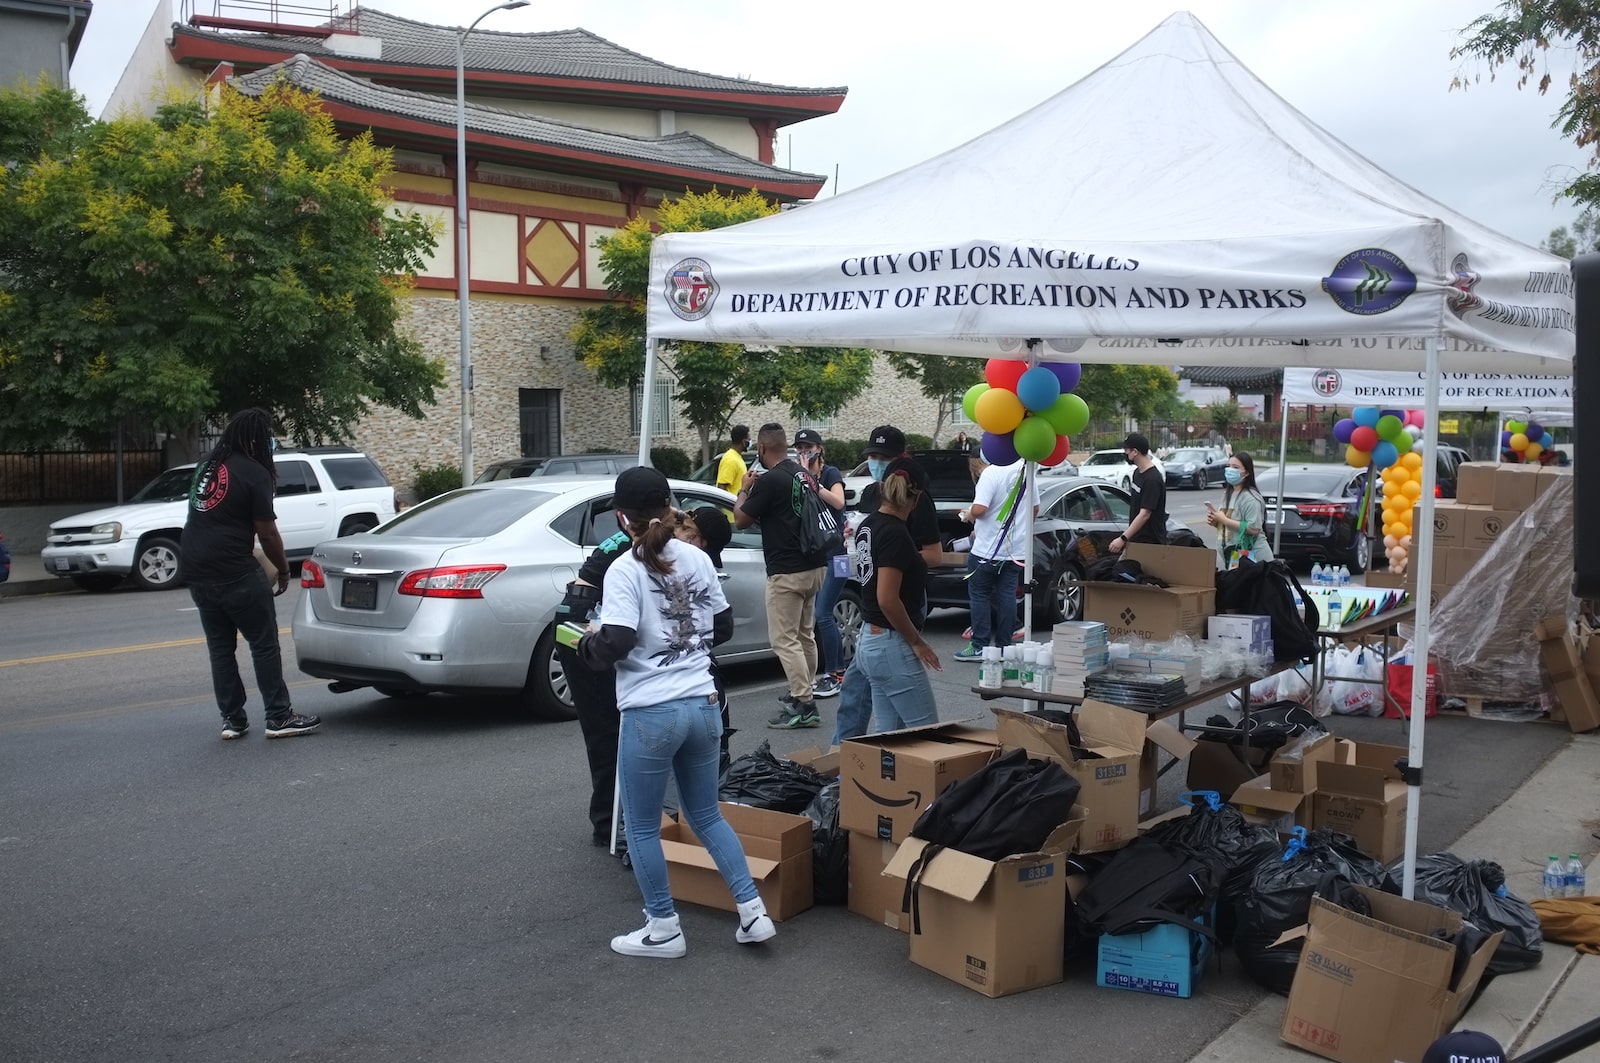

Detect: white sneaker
[610, 911, 686, 958]
[735, 896, 776, 944]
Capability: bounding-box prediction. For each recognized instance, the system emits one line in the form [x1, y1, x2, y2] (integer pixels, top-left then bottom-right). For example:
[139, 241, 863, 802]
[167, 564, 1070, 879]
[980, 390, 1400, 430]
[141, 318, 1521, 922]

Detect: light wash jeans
[857, 628, 940, 734]
[831, 654, 871, 745]
[618, 694, 759, 918]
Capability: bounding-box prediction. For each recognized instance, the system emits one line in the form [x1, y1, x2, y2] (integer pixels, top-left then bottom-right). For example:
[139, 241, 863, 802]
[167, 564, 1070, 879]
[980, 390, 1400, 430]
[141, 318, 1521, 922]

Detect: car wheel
[1348, 533, 1371, 575]
[132, 537, 182, 591]
[1192, 471, 1205, 491]
[70, 574, 124, 593]
[339, 516, 377, 536]
[1048, 560, 1085, 623]
[835, 585, 864, 663]
[523, 627, 578, 722]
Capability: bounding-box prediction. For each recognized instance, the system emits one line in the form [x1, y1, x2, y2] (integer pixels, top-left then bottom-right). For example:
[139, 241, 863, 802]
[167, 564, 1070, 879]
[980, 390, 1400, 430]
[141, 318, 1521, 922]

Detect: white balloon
[1405, 424, 1424, 441]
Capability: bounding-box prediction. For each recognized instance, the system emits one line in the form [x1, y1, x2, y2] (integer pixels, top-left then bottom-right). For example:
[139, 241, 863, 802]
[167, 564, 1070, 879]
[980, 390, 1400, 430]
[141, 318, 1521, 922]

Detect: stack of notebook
[1050, 621, 1110, 698]
[1083, 670, 1189, 711]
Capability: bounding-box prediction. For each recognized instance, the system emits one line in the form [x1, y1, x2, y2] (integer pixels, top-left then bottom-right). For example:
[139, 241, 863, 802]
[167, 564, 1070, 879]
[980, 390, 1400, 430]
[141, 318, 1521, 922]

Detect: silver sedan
[291, 477, 773, 720]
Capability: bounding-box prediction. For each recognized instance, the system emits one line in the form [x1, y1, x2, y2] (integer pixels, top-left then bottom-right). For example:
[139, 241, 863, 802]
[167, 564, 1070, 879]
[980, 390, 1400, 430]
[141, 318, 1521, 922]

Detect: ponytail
[621, 507, 681, 576]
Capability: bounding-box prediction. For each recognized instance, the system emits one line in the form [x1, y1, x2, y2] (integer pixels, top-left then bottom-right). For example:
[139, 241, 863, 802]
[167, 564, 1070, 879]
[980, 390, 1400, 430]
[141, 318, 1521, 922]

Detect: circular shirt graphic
[1321, 248, 1417, 316]
[664, 258, 717, 321]
[191, 462, 229, 512]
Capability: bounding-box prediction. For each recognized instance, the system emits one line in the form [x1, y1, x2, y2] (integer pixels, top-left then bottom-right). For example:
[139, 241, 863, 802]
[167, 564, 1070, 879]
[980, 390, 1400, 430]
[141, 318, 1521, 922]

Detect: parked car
[291, 477, 773, 721]
[1259, 464, 1372, 573]
[1075, 449, 1165, 492]
[474, 453, 639, 483]
[688, 448, 792, 486]
[1163, 447, 1228, 489]
[1435, 445, 1471, 499]
[840, 450, 979, 508]
[41, 447, 396, 592]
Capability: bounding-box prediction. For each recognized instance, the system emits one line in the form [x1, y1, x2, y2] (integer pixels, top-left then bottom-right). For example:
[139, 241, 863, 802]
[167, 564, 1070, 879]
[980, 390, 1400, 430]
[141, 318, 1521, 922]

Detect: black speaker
[1573, 253, 1599, 598]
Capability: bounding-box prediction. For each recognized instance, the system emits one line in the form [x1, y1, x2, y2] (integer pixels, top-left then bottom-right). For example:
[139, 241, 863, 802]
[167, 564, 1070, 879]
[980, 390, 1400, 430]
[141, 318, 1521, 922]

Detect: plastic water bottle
[1002, 645, 1020, 686]
[1312, 563, 1327, 586]
[1326, 587, 1343, 630]
[1566, 854, 1587, 898]
[1544, 856, 1565, 899]
[1338, 564, 1351, 587]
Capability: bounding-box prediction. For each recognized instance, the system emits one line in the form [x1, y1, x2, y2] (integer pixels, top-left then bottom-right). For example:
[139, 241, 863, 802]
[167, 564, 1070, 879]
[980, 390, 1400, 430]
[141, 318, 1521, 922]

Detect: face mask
[1224, 467, 1243, 485]
[867, 458, 890, 482]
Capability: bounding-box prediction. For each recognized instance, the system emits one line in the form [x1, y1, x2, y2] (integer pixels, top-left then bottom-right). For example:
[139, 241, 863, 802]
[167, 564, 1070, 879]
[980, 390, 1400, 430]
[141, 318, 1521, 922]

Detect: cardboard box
[1444, 546, 1486, 586]
[660, 802, 814, 921]
[847, 830, 910, 932]
[884, 814, 1084, 997]
[1230, 773, 1311, 835]
[1413, 501, 1466, 549]
[1491, 463, 1541, 512]
[1269, 731, 1336, 794]
[1085, 542, 1219, 642]
[1537, 623, 1600, 734]
[784, 744, 840, 779]
[1312, 741, 1410, 863]
[1280, 886, 1503, 1063]
[1363, 570, 1405, 589]
[1460, 505, 1521, 550]
[993, 703, 1195, 852]
[1453, 462, 1496, 505]
[1536, 464, 1573, 500]
[839, 723, 999, 842]
[1187, 738, 1270, 796]
[1207, 614, 1272, 647]
[1097, 917, 1214, 998]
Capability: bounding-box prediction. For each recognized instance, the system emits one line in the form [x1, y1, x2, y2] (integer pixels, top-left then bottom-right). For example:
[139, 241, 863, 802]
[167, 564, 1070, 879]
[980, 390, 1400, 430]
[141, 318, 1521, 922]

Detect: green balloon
[962, 383, 990, 422]
[1014, 415, 1057, 462]
[1376, 414, 1404, 441]
[1044, 392, 1091, 436]
[1506, 419, 1527, 434]
[1392, 430, 1413, 455]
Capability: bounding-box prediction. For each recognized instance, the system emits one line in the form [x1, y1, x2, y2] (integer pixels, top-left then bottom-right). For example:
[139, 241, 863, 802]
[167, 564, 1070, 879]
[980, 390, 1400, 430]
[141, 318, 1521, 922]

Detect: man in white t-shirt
[953, 458, 1040, 662]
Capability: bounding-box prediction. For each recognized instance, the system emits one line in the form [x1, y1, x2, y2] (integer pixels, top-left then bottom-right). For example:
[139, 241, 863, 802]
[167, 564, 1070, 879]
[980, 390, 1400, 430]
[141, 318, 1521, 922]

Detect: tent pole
[1022, 342, 1040, 636]
[1274, 394, 1289, 553]
[1401, 334, 1444, 900]
[637, 337, 658, 467]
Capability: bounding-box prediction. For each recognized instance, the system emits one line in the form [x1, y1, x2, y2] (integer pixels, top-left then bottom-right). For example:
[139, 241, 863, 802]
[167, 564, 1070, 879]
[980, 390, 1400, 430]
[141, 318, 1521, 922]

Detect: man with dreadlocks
[185, 408, 321, 740]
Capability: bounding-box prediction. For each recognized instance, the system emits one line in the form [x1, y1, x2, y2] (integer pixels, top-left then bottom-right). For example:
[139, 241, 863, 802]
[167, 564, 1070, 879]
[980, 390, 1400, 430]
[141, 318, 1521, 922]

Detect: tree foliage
[0, 80, 443, 448]
[571, 187, 875, 462]
[1540, 211, 1600, 256]
[881, 352, 984, 442]
[1070, 364, 1181, 426]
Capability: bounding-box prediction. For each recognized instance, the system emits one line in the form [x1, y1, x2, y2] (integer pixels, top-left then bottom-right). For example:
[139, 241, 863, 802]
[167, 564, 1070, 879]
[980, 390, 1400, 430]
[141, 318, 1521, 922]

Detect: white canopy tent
[638, 12, 1574, 896]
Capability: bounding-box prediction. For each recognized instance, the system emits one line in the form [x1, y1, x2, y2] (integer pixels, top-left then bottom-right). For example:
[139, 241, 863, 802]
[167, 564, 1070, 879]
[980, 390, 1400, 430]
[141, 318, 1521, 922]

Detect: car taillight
[1434, 484, 1442, 498]
[1294, 503, 1347, 519]
[301, 559, 325, 589]
[398, 564, 506, 598]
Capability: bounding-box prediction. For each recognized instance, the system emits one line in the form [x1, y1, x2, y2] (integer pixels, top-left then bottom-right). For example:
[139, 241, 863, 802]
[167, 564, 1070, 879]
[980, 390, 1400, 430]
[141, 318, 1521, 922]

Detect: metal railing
[0, 450, 164, 503]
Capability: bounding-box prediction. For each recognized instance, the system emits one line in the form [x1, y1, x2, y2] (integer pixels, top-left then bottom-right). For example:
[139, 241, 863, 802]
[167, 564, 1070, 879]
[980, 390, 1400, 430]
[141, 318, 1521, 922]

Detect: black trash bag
[1391, 853, 1543, 975]
[909, 748, 1080, 860]
[718, 739, 827, 814]
[1062, 851, 1117, 962]
[804, 780, 848, 906]
[1143, 791, 1282, 943]
[1234, 828, 1399, 994]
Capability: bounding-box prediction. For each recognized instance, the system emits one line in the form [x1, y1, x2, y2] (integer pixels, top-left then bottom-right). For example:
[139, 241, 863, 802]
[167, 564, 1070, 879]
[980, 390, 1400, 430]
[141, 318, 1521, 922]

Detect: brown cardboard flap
[784, 744, 840, 778]
[992, 706, 1081, 764]
[662, 837, 779, 881]
[1270, 924, 1309, 949]
[1231, 774, 1306, 815]
[1039, 809, 1087, 854]
[1307, 891, 1457, 984]
[1124, 541, 1219, 588]
[684, 802, 812, 862]
[1316, 761, 1389, 801]
[1078, 699, 1150, 755]
[1146, 719, 1197, 759]
[883, 837, 992, 902]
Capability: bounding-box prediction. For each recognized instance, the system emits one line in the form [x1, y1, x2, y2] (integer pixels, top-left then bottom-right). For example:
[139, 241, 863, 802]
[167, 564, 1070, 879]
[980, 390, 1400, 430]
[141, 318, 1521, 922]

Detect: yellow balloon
[973, 387, 1025, 434]
[1401, 452, 1423, 471]
[1396, 509, 1413, 526]
[1525, 441, 1544, 460]
[1401, 480, 1423, 500]
[1509, 432, 1529, 452]
[1345, 444, 1370, 468]
[1383, 522, 1400, 538]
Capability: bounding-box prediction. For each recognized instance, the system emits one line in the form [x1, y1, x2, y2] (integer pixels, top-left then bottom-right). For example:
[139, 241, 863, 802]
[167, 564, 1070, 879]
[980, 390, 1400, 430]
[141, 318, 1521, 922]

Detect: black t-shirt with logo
[742, 458, 829, 575]
[854, 511, 926, 630]
[1131, 464, 1169, 544]
[857, 456, 940, 550]
[183, 454, 277, 583]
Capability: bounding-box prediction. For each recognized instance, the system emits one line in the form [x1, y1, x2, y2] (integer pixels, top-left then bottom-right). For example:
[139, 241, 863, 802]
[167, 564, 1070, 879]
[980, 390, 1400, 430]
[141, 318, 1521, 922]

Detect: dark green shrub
[650, 446, 692, 479]
[412, 463, 462, 502]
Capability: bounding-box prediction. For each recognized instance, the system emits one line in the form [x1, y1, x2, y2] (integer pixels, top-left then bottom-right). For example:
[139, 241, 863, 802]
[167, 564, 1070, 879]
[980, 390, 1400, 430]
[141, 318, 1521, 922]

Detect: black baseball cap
[1122, 432, 1151, 455]
[794, 428, 824, 448]
[689, 507, 732, 568]
[1422, 1031, 1505, 1063]
[863, 425, 906, 457]
[612, 466, 671, 511]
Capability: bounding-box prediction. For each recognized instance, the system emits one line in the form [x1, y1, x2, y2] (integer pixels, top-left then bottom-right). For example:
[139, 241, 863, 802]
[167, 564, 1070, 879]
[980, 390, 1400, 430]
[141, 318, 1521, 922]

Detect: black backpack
[793, 468, 841, 558]
[1215, 559, 1319, 661]
[1073, 834, 1220, 941]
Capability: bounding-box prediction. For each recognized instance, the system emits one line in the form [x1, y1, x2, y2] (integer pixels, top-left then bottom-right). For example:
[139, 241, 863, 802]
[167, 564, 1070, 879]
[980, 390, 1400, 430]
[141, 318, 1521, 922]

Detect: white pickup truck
[41, 447, 397, 591]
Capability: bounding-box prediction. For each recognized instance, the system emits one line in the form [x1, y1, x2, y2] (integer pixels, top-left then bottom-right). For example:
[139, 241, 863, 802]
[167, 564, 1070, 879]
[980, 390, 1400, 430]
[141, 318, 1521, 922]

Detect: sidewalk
[0, 552, 76, 598]
[1193, 731, 1600, 1063]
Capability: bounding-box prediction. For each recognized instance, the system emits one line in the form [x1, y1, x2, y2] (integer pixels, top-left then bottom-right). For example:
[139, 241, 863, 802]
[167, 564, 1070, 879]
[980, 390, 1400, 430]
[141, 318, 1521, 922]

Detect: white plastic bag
[1328, 646, 1385, 716]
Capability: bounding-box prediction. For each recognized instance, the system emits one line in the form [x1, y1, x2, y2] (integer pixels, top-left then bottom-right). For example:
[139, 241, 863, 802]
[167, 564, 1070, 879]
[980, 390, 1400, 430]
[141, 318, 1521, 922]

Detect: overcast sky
[72, 0, 1595, 248]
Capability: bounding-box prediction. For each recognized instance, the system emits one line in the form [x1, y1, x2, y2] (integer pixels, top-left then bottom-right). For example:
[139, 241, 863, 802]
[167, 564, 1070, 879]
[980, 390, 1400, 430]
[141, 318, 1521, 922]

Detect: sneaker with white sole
[811, 673, 843, 699]
[220, 717, 249, 741]
[611, 911, 686, 958]
[961, 625, 1027, 643]
[952, 641, 984, 663]
[264, 712, 322, 739]
[735, 896, 776, 944]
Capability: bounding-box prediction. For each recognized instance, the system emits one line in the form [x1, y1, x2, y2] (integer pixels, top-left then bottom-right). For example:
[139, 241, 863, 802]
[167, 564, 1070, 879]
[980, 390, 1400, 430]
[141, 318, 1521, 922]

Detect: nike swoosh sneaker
[611, 911, 686, 959]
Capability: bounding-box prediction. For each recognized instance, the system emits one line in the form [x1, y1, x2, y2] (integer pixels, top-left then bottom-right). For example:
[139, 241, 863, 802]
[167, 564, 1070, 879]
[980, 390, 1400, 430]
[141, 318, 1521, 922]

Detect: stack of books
[1050, 621, 1110, 698]
[1084, 670, 1189, 711]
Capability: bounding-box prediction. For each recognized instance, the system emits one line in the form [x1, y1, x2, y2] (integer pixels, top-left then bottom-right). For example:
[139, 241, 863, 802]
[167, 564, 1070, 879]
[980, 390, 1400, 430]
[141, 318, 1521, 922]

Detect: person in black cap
[1421, 1030, 1505, 1063]
[795, 428, 848, 699]
[1111, 431, 1168, 552]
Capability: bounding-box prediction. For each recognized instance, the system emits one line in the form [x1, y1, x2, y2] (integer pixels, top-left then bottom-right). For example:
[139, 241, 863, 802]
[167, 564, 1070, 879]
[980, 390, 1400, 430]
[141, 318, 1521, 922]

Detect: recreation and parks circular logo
[664, 257, 717, 321]
[1321, 248, 1417, 316]
[1311, 369, 1343, 398]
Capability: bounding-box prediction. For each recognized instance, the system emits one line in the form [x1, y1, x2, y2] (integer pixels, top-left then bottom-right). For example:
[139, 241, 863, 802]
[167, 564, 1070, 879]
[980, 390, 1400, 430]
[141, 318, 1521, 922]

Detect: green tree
[1540, 211, 1600, 256]
[881, 352, 984, 443]
[571, 187, 875, 463]
[1070, 364, 1181, 430]
[0, 80, 443, 449]
[1208, 397, 1241, 436]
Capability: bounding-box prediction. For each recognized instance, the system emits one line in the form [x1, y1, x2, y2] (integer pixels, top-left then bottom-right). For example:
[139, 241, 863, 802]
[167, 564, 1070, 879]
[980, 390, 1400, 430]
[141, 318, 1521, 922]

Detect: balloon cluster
[1379, 444, 1427, 576]
[1500, 418, 1554, 463]
[1332, 407, 1425, 470]
[962, 359, 1088, 466]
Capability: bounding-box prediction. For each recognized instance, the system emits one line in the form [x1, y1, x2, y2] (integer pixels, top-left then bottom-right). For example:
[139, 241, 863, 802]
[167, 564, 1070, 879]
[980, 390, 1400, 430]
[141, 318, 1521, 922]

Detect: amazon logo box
[839, 722, 1000, 843]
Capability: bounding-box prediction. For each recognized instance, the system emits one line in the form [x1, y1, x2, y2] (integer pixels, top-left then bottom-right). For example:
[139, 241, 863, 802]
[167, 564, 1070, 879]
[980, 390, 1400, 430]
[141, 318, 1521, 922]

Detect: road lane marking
[0, 628, 292, 668]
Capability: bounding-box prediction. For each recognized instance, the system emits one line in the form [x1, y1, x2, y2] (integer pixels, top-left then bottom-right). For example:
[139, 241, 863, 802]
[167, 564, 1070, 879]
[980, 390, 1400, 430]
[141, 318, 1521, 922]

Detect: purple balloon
[982, 431, 1020, 466]
[1501, 430, 1513, 448]
[1525, 422, 1544, 441]
[1333, 418, 1357, 445]
[1044, 361, 1082, 394]
[1380, 409, 1404, 421]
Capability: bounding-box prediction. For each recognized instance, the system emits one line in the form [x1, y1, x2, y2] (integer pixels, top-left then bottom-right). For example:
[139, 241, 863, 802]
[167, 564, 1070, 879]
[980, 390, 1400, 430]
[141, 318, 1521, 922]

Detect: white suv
[41, 447, 397, 592]
[1076, 448, 1166, 492]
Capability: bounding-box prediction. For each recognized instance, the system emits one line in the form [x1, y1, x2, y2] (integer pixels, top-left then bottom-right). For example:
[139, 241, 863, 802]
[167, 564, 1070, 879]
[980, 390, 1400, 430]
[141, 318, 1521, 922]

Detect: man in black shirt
[1110, 432, 1169, 552]
[184, 409, 320, 739]
[734, 423, 829, 729]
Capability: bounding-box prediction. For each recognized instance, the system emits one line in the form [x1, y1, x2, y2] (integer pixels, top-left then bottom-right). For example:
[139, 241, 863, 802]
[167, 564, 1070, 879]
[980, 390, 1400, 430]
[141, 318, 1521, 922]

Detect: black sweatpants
[554, 641, 619, 840]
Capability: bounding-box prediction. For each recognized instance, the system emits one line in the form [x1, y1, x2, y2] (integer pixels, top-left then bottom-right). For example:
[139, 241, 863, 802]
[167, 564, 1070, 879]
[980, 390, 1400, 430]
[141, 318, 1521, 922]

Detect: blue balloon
[1043, 361, 1082, 394]
[1015, 366, 1062, 412]
[981, 431, 1019, 466]
[1352, 407, 1381, 428]
[1541, 431, 1556, 448]
[1372, 441, 1400, 469]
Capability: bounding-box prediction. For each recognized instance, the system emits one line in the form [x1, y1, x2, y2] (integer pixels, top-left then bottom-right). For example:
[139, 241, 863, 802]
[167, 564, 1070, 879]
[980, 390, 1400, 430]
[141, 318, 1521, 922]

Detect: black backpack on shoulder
[1215, 559, 1319, 662]
[1073, 834, 1220, 941]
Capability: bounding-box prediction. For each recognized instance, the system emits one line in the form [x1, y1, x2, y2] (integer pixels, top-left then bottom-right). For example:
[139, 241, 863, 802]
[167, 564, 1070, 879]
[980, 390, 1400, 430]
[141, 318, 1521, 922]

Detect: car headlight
[1180, 463, 1195, 472]
[92, 521, 122, 541]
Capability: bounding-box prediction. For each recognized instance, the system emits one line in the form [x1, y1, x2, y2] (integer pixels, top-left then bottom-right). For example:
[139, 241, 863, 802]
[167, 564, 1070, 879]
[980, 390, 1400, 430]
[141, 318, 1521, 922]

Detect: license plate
[54, 558, 69, 572]
[341, 578, 378, 610]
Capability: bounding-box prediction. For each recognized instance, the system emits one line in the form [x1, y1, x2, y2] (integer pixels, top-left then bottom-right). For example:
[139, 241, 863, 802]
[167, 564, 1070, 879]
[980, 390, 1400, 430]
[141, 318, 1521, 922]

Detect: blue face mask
[1224, 467, 1243, 485]
[867, 458, 890, 482]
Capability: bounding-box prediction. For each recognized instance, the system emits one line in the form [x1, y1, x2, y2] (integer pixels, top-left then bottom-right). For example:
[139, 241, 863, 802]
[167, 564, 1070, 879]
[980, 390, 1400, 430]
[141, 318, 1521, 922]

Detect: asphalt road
[0, 505, 1570, 1063]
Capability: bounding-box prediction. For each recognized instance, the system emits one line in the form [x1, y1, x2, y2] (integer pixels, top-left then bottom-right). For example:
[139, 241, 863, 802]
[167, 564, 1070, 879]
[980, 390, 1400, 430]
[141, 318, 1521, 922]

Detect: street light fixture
[456, 0, 529, 486]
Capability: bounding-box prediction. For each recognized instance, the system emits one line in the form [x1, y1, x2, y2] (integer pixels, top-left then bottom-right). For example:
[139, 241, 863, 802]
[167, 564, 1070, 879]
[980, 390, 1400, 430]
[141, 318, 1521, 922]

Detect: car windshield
[1261, 469, 1351, 496]
[1084, 452, 1124, 466]
[375, 488, 559, 538]
[131, 467, 196, 503]
[1169, 450, 1209, 463]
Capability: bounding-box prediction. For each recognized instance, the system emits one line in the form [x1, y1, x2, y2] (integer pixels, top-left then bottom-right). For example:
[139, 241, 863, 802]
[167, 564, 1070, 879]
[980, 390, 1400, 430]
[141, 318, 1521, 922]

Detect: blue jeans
[831, 654, 872, 745]
[966, 556, 1023, 646]
[858, 628, 939, 734]
[814, 566, 845, 674]
[618, 695, 759, 918]
[187, 567, 292, 724]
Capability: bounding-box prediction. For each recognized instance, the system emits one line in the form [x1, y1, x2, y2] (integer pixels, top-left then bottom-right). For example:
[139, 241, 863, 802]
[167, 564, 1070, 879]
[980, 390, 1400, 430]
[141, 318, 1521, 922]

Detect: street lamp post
[456, 0, 529, 487]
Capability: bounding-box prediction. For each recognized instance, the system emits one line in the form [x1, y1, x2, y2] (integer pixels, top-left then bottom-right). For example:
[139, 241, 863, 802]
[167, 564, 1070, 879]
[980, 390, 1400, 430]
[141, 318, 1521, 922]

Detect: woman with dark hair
[853, 468, 942, 733]
[1206, 449, 1273, 567]
[577, 468, 773, 958]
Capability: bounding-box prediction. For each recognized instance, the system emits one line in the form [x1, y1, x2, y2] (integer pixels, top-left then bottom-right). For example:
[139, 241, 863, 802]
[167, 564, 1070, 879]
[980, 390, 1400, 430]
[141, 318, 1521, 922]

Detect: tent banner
[1281, 367, 1573, 412]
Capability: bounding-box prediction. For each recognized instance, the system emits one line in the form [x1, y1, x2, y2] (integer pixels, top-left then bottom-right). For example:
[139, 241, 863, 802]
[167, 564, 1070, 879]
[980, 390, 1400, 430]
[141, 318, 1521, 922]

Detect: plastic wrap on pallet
[1427, 475, 1577, 702]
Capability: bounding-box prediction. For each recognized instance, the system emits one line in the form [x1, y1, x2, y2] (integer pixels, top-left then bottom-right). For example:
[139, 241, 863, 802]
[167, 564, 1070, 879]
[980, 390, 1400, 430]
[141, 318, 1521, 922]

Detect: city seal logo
[1321, 248, 1417, 316]
[1312, 369, 1343, 398]
[665, 258, 717, 321]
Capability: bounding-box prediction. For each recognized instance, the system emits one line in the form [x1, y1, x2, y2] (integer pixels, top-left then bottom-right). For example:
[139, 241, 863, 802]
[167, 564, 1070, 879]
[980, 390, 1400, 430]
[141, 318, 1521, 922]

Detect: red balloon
[1041, 434, 1071, 467]
[985, 358, 1027, 392]
[1350, 425, 1379, 452]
